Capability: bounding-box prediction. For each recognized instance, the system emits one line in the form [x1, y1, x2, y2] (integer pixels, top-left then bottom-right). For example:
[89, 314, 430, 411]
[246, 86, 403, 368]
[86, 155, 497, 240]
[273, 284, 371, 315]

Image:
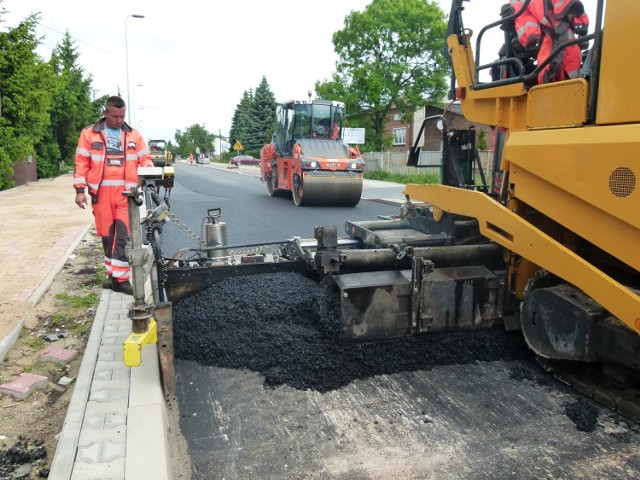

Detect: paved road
[170, 163, 640, 480]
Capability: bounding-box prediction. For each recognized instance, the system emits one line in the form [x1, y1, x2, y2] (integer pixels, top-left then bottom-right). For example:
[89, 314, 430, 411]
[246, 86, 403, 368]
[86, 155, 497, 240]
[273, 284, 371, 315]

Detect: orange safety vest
[73, 119, 153, 196]
[511, 0, 547, 53]
[511, 0, 588, 84]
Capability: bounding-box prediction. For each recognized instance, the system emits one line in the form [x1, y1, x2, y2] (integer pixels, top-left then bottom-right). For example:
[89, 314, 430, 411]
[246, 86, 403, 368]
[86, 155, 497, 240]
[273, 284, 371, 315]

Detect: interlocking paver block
[0, 373, 48, 399]
[71, 457, 125, 480]
[38, 345, 78, 364]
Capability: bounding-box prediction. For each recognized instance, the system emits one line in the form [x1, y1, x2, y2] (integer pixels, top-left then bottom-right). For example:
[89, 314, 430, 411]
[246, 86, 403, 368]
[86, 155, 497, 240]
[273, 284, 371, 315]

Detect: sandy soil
[0, 175, 95, 478]
[0, 230, 103, 479]
[0, 175, 91, 342]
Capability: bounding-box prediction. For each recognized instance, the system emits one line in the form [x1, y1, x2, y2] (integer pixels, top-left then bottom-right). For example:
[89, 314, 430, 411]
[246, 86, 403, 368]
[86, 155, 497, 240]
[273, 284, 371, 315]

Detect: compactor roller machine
[260, 99, 365, 206]
[148, 139, 172, 167]
[124, 0, 640, 420]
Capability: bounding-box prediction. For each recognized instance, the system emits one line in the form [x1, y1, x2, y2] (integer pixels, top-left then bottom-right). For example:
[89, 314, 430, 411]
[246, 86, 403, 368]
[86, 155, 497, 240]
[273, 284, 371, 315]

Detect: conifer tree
[228, 90, 253, 154]
[48, 32, 95, 165]
[246, 76, 276, 152]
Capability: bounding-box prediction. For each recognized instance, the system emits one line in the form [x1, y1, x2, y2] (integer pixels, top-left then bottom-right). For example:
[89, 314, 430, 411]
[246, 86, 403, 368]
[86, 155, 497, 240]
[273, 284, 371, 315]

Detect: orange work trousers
[92, 184, 131, 283]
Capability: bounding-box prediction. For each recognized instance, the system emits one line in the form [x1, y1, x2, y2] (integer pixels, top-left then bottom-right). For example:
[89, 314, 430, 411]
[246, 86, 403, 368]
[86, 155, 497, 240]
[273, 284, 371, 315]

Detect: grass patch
[94, 264, 108, 286]
[49, 313, 72, 329]
[55, 292, 99, 309]
[24, 362, 63, 376]
[364, 169, 440, 185]
[70, 321, 90, 335]
[23, 336, 46, 350]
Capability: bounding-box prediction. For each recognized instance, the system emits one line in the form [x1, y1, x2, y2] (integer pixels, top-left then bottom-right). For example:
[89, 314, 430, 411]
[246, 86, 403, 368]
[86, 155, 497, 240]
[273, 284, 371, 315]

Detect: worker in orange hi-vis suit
[511, 0, 589, 84]
[73, 96, 154, 295]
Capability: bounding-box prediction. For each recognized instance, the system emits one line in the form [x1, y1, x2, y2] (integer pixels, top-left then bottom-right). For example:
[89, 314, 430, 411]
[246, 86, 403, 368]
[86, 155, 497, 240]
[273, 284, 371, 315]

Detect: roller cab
[260, 99, 365, 206]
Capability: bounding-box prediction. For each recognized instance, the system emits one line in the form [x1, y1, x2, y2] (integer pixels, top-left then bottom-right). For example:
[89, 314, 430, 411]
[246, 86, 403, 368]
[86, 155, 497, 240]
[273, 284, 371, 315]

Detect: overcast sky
[1, 0, 597, 146]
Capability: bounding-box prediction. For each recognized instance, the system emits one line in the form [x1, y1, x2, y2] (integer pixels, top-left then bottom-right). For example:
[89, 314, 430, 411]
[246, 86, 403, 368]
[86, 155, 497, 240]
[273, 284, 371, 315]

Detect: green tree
[315, 0, 448, 150]
[228, 89, 253, 154]
[174, 124, 215, 159]
[48, 31, 95, 166]
[0, 13, 55, 187]
[477, 128, 487, 150]
[246, 76, 276, 153]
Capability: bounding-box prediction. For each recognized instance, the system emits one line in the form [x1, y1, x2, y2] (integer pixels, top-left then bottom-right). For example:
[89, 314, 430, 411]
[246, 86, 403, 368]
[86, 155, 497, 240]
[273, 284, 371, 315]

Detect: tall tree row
[0, 10, 97, 189]
[0, 14, 53, 188]
[229, 76, 276, 156]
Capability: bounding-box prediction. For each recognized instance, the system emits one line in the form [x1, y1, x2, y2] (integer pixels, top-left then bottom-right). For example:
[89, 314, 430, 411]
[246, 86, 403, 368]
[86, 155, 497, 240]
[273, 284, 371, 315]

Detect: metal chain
[166, 212, 281, 258]
[167, 211, 202, 245]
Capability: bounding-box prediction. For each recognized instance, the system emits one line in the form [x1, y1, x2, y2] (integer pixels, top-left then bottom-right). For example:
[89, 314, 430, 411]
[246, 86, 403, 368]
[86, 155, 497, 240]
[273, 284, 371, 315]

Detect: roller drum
[294, 172, 363, 207]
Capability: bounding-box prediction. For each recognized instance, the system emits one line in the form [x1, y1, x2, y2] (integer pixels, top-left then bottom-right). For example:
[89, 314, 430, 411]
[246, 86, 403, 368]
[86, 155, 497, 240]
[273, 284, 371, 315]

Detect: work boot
[111, 280, 133, 296]
[102, 276, 113, 289]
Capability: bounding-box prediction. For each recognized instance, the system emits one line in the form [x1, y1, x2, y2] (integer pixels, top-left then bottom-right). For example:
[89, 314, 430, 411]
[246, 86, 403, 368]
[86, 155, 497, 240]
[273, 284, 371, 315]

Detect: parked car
[230, 155, 259, 166]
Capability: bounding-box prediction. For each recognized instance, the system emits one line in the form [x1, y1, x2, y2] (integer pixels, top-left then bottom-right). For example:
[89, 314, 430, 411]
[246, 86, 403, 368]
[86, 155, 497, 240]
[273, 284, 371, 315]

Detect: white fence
[362, 150, 494, 178]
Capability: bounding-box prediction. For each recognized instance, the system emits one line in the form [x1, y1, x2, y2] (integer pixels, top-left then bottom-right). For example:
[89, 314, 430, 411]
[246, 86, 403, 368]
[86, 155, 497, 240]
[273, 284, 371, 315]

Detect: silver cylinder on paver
[205, 209, 228, 259]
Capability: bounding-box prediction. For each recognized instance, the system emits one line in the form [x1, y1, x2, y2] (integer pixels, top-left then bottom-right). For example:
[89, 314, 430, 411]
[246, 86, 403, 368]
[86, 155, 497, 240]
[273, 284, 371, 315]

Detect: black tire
[292, 176, 304, 206]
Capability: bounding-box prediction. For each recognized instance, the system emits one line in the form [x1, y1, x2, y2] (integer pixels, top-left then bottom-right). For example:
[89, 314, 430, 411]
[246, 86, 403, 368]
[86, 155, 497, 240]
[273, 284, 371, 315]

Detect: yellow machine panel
[527, 79, 588, 129]
[596, 0, 640, 124]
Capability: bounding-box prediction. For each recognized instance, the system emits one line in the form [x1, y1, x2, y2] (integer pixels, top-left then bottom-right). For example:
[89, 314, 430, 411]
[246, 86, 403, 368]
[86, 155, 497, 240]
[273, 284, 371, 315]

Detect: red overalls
[74, 120, 153, 283]
[511, 0, 588, 84]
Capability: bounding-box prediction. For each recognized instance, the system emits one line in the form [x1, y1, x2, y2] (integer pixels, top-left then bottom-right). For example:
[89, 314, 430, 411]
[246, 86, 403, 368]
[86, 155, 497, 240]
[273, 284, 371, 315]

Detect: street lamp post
[125, 14, 145, 125]
[133, 84, 143, 127]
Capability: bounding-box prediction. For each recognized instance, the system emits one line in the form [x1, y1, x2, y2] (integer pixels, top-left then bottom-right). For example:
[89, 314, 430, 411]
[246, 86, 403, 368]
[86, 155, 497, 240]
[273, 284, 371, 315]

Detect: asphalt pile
[0, 439, 47, 479]
[565, 398, 600, 432]
[173, 272, 533, 392]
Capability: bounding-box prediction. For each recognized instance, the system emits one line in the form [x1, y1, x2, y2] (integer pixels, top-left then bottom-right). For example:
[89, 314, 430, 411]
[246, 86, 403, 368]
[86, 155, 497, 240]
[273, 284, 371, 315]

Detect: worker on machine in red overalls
[510, 0, 589, 84]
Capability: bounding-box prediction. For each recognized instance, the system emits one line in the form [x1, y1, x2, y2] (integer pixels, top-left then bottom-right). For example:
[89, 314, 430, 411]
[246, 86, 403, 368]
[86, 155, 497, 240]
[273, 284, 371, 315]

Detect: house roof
[426, 102, 463, 116]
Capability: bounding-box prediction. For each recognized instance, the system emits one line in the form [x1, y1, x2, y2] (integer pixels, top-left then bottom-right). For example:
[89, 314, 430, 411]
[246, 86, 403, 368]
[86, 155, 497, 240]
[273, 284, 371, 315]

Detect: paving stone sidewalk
[49, 289, 172, 480]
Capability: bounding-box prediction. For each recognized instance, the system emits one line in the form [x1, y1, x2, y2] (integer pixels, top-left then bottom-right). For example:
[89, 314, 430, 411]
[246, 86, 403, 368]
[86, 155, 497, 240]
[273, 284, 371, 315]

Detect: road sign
[233, 141, 243, 151]
[343, 128, 365, 144]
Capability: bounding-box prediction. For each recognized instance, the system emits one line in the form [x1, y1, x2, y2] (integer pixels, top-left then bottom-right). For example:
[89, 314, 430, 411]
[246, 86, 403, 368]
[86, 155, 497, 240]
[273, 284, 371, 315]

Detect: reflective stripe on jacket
[73, 119, 153, 195]
[510, 0, 546, 52]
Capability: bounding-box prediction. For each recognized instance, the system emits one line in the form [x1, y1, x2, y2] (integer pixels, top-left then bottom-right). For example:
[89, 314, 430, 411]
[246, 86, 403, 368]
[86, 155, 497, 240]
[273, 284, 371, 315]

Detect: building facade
[384, 104, 495, 153]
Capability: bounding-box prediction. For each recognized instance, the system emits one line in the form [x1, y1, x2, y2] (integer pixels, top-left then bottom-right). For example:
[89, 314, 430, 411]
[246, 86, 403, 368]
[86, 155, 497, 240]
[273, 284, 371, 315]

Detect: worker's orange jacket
[510, 0, 547, 52]
[511, 0, 588, 83]
[73, 119, 153, 195]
